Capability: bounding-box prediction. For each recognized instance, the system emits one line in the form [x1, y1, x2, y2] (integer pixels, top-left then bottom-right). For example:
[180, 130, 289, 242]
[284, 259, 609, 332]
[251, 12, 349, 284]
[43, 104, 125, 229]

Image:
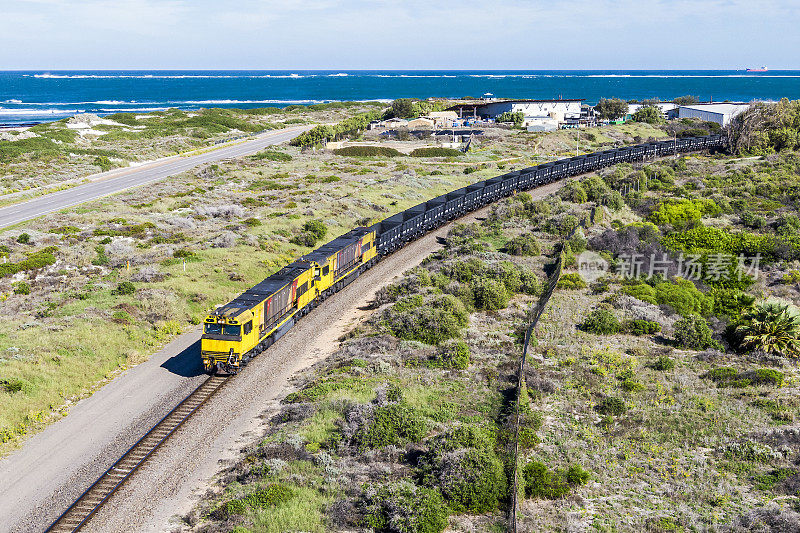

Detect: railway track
[45, 375, 228, 533]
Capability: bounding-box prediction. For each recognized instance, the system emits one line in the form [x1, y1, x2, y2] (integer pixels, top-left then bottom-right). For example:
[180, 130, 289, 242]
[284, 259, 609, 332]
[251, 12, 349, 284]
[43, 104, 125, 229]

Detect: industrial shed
[678, 103, 751, 126]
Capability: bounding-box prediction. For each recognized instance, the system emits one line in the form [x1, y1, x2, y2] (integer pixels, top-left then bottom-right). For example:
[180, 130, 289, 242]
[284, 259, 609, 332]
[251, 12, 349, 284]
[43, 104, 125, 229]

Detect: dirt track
[0, 178, 569, 533]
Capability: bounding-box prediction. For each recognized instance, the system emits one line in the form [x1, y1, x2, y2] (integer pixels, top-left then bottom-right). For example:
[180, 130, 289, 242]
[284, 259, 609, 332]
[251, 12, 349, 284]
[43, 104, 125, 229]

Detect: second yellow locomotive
[201, 227, 377, 374]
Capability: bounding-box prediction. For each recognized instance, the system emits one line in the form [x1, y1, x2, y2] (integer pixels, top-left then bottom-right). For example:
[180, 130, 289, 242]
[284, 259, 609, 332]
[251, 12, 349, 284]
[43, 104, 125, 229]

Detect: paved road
[0, 126, 310, 229]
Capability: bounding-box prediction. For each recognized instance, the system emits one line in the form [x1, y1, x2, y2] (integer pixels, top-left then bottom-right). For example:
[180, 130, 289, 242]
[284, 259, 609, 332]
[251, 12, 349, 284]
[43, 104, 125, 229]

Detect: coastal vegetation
[4, 100, 800, 530]
[186, 109, 800, 530]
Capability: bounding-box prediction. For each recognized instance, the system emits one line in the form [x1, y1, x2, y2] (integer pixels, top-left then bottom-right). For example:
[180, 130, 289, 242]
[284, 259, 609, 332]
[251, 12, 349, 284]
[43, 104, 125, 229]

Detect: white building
[678, 103, 751, 126]
[627, 103, 678, 118]
[448, 99, 584, 124]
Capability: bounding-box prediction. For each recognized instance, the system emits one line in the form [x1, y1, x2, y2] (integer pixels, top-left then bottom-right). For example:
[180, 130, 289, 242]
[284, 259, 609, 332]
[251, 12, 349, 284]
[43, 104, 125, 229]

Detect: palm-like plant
[737, 302, 800, 357]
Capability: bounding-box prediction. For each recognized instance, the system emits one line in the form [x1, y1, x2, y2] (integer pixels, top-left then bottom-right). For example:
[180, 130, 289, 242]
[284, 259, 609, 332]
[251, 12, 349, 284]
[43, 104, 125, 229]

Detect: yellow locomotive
[201, 227, 377, 374]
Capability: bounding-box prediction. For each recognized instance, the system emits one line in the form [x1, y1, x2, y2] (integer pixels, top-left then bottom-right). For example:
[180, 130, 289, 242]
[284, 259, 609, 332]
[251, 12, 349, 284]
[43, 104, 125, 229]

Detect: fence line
[507, 210, 594, 531]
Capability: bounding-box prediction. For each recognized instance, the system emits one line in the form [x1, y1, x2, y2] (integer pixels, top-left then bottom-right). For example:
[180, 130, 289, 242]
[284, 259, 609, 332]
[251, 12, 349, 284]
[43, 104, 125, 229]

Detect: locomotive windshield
[204, 323, 222, 334]
[223, 325, 241, 336]
[204, 323, 241, 336]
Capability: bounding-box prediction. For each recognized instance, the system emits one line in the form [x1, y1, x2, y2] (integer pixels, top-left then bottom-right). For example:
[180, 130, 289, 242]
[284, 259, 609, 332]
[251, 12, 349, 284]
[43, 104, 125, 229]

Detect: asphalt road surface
[0, 126, 310, 229]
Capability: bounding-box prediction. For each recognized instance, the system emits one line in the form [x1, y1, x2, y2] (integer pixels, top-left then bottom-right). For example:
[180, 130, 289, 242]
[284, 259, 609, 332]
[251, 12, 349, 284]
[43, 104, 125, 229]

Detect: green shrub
[361, 481, 448, 533]
[518, 427, 541, 448]
[505, 234, 540, 256]
[557, 272, 587, 290]
[702, 367, 781, 388]
[560, 182, 587, 203]
[333, 146, 401, 157]
[595, 397, 626, 416]
[624, 319, 661, 336]
[580, 309, 621, 334]
[428, 340, 470, 370]
[355, 403, 427, 450]
[222, 483, 294, 517]
[753, 468, 796, 491]
[519, 270, 541, 295]
[523, 462, 590, 500]
[383, 294, 468, 345]
[112, 281, 136, 296]
[490, 261, 523, 293]
[425, 424, 496, 457]
[436, 448, 506, 513]
[291, 219, 328, 247]
[751, 368, 784, 386]
[649, 199, 720, 228]
[409, 147, 463, 157]
[623, 279, 713, 317]
[16, 233, 30, 244]
[243, 217, 261, 227]
[471, 277, 509, 310]
[673, 315, 716, 350]
[13, 282, 30, 295]
[250, 149, 292, 161]
[582, 175, 611, 201]
[652, 355, 675, 371]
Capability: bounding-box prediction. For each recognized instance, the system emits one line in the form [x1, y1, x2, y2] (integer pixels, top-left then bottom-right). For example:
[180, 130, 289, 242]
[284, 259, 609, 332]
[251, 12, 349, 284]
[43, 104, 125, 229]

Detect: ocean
[1, 70, 799, 126]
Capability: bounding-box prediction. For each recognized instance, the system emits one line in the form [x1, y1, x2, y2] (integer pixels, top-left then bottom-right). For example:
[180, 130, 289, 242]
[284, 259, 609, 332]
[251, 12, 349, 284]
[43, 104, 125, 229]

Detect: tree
[497, 111, 524, 127]
[594, 98, 629, 120]
[736, 302, 800, 357]
[390, 98, 418, 119]
[632, 106, 664, 124]
[673, 95, 699, 106]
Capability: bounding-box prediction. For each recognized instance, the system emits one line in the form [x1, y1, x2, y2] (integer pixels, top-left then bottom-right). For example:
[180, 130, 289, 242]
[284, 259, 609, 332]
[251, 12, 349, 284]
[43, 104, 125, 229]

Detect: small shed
[407, 117, 435, 129]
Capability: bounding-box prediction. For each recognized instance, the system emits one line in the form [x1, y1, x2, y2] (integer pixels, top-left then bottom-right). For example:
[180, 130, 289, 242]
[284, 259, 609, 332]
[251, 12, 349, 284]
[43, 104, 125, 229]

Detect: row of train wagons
[201, 228, 378, 373]
[369, 134, 725, 256]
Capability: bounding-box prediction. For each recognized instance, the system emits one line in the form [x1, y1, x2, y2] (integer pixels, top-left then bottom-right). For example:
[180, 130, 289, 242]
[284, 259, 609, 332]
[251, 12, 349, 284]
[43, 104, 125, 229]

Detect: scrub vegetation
[5, 100, 800, 530]
[187, 103, 800, 530]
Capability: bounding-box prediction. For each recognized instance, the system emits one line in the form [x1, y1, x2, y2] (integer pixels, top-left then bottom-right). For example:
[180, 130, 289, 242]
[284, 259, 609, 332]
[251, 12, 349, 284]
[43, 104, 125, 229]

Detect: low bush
[505, 234, 540, 256]
[622, 279, 713, 317]
[702, 367, 783, 388]
[595, 397, 626, 416]
[427, 340, 470, 370]
[557, 272, 587, 290]
[435, 448, 506, 513]
[16, 233, 30, 244]
[651, 355, 675, 371]
[361, 481, 449, 533]
[471, 277, 510, 310]
[523, 462, 590, 500]
[13, 282, 30, 295]
[354, 403, 427, 450]
[673, 314, 716, 350]
[112, 281, 136, 296]
[624, 319, 661, 336]
[580, 309, 621, 335]
[382, 294, 468, 345]
[425, 424, 495, 458]
[409, 147, 463, 157]
[291, 219, 328, 247]
[649, 198, 720, 228]
[251, 149, 292, 161]
[333, 146, 402, 157]
[560, 182, 588, 203]
[222, 483, 294, 517]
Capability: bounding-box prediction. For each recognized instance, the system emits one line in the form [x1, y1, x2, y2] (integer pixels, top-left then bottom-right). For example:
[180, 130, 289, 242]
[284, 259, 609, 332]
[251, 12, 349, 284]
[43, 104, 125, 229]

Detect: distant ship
[746, 66, 768, 72]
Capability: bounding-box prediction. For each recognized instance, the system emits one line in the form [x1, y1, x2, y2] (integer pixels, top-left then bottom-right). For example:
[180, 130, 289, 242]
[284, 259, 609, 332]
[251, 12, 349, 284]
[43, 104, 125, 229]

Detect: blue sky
[1, 0, 798, 69]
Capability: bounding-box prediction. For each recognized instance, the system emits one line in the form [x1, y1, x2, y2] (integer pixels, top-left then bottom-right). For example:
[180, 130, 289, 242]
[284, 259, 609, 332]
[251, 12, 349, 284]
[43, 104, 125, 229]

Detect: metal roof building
[678, 103, 751, 126]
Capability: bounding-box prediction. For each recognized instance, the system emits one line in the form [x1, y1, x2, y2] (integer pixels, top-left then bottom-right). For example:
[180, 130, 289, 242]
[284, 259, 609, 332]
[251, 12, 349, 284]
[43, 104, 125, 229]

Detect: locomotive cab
[201, 311, 252, 374]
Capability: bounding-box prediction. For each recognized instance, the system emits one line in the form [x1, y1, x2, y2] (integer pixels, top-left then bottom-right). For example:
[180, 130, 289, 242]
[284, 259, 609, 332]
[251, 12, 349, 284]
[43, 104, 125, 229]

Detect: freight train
[201, 133, 726, 373]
